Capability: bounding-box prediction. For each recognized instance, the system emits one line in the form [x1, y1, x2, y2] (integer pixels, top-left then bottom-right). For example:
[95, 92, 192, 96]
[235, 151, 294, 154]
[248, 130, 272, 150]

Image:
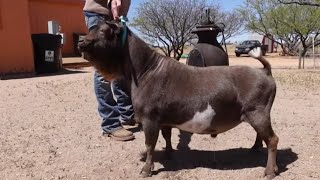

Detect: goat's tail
[248, 47, 272, 76]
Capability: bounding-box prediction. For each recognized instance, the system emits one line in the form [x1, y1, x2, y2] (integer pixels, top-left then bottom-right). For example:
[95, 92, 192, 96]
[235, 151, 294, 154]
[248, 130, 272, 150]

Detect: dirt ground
[1, 56, 320, 180]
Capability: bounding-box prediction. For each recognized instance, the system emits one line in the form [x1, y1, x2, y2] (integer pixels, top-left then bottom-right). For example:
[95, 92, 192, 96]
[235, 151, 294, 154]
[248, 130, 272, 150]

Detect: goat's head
[78, 21, 127, 80]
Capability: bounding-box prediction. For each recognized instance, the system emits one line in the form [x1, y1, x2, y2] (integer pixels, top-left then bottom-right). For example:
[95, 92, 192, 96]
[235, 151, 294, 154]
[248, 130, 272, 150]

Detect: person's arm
[111, 0, 131, 20]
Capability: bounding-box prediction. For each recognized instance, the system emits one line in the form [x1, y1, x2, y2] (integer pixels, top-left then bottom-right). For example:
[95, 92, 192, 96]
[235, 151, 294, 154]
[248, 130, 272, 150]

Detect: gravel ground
[0, 56, 319, 180]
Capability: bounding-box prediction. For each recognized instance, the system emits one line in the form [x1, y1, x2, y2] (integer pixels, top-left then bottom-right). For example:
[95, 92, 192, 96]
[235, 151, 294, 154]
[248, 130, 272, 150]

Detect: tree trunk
[298, 48, 308, 69]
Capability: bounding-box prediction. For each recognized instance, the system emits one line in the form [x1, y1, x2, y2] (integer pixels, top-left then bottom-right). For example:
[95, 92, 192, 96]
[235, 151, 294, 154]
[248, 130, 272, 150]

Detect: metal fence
[303, 46, 320, 69]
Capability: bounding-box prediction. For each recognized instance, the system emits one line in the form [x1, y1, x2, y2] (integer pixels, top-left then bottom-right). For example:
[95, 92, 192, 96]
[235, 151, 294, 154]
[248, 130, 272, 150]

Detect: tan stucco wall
[28, 0, 87, 56]
[0, 0, 86, 74]
[0, 0, 34, 74]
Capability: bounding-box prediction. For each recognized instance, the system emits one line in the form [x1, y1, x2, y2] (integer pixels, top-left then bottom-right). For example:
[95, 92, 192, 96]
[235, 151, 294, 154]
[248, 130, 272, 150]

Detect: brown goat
[78, 21, 279, 179]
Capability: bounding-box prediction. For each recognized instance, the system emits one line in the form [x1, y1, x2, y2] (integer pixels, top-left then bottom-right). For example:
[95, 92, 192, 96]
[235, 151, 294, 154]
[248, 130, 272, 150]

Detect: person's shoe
[104, 127, 135, 141]
[121, 118, 136, 126]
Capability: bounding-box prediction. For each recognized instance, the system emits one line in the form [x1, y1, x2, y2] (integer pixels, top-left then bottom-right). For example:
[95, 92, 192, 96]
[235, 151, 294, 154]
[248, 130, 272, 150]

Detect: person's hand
[111, 0, 122, 20]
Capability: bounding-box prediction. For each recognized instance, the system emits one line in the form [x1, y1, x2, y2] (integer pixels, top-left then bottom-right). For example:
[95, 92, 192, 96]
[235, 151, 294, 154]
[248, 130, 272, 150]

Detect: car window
[240, 40, 260, 45]
[240, 41, 260, 45]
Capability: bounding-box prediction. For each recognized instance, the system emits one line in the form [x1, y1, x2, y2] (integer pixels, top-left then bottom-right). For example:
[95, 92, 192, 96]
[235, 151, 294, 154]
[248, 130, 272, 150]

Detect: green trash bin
[31, 34, 62, 74]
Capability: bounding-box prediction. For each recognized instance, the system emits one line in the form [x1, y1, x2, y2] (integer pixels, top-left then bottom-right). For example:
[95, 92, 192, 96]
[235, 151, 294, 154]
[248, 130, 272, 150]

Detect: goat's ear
[105, 21, 119, 29]
[105, 21, 123, 35]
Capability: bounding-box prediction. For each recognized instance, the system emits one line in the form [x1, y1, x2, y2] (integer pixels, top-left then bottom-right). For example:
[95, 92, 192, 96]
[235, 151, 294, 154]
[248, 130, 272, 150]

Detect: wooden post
[313, 36, 316, 69]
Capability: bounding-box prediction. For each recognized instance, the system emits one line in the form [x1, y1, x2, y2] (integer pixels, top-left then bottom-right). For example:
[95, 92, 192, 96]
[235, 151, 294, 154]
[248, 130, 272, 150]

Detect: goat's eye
[98, 28, 107, 36]
[101, 28, 113, 38]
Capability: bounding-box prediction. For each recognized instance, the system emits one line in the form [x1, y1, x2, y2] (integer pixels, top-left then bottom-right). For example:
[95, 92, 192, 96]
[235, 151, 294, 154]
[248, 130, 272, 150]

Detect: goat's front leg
[140, 120, 159, 178]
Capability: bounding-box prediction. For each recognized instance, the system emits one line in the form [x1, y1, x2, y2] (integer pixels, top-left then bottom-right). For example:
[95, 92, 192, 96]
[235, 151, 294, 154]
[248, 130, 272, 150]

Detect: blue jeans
[85, 11, 134, 133]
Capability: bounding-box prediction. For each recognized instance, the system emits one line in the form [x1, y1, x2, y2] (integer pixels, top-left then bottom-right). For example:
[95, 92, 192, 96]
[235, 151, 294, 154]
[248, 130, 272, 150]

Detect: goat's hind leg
[251, 134, 263, 152]
[161, 126, 173, 159]
[246, 110, 279, 179]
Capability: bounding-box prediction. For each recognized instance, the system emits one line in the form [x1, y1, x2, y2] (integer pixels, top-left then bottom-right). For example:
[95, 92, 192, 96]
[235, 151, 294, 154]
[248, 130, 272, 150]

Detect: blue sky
[128, 0, 244, 14]
[127, 0, 255, 43]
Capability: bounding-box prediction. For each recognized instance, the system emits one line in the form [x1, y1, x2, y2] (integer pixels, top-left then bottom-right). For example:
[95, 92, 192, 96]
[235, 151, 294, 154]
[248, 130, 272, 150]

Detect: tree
[208, 6, 244, 41]
[131, 0, 206, 60]
[131, 0, 244, 60]
[239, 0, 320, 60]
[277, 0, 320, 7]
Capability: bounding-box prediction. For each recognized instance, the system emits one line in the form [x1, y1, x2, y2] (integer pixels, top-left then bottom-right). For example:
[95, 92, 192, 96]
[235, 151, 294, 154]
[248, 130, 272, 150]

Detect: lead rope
[119, 16, 138, 86]
[120, 16, 128, 47]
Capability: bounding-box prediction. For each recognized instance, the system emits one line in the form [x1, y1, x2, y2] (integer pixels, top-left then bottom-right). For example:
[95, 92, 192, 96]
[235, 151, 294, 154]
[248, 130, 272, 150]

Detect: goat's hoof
[264, 167, 278, 180]
[140, 164, 154, 178]
[140, 171, 152, 178]
[164, 151, 172, 160]
[163, 148, 173, 160]
[251, 143, 263, 153]
[177, 144, 191, 151]
[264, 174, 276, 180]
[250, 146, 263, 153]
[211, 134, 217, 138]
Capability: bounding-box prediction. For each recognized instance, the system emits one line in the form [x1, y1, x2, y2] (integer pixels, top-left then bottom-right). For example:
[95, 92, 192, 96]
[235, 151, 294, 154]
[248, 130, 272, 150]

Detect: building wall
[0, 0, 87, 74]
[0, 0, 34, 74]
[28, 0, 87, 56]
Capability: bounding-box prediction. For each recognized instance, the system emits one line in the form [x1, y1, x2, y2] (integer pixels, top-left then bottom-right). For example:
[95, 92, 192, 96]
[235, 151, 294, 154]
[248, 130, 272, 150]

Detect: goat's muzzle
[77, 36, 94, 53]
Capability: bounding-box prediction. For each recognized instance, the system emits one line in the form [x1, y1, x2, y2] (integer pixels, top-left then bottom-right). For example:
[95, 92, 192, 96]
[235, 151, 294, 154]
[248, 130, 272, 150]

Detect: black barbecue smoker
[186, 9, 229, 67]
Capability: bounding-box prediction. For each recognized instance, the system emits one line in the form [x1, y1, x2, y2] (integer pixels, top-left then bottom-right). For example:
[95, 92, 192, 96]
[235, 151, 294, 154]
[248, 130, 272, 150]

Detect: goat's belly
[176, 120, 212, 134]
[174, 104, 241, 134]
[175, 104, 215, 134]
[175, 119, 240, 134]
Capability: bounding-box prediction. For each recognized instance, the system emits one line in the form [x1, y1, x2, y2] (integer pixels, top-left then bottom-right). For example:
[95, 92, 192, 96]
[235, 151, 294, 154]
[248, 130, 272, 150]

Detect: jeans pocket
[85, 15, 105, 30]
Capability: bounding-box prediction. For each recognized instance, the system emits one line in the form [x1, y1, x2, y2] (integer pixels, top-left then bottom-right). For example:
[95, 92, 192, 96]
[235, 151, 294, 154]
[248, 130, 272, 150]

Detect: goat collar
[120, 16, 128, 47]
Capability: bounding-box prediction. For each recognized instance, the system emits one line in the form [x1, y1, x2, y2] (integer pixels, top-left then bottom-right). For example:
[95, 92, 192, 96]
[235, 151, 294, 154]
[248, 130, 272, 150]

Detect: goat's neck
[125, 34, 164, 82]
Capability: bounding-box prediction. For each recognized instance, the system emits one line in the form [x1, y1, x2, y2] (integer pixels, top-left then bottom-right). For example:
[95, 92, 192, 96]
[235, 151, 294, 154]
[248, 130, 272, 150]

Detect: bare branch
[277, 0, 320, 7]
[131, 0, 243, 60]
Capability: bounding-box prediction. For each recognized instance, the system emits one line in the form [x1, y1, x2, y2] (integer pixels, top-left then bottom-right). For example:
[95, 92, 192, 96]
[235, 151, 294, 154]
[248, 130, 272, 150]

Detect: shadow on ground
[140, 147, 297, 175]
[0, 68, 90, 80]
